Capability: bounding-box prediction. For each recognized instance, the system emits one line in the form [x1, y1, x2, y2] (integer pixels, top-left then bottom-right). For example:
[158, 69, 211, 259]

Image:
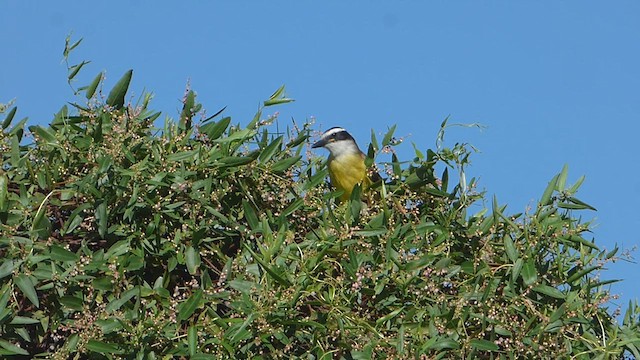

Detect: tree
[0, 37, 638, 359]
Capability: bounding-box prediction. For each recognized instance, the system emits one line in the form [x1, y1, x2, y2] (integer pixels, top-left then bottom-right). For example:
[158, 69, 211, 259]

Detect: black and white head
[311, 127, 362, 156]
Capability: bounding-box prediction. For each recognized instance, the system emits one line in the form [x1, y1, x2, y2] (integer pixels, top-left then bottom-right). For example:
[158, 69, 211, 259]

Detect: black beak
[311, 139, 326, 148]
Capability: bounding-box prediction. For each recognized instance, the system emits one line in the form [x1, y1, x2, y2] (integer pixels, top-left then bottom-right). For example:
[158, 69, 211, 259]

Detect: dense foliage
[0, 38, 639, 359]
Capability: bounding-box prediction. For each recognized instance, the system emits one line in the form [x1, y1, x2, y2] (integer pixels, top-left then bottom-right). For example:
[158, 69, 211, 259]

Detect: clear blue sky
[2, 2, 639, 313]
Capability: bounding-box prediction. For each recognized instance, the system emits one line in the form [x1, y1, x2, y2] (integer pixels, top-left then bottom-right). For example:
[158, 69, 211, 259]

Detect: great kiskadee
[312, 127, 380, 201]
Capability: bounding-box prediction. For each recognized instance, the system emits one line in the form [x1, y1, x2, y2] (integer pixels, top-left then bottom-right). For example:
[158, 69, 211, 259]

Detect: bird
[312, 127, 381, 201]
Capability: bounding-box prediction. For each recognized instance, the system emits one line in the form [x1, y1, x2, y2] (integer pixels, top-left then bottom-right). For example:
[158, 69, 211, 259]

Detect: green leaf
[470, 339, 499, 351]
[382, 124, 397, 147]
[244, 245, 292, 287]
[566, 265, 600, 284]
[106, 287, 138, 312]
[521, 259, 538, 286]
[242, 200, 260, 231]
[564, 197, 596, 211]
[0, 175, 7, 212]
[271, 156, 301, 173]
[286, 132, 308, 148]
[532, 284, 565, 299]
[201, 116, 231, 140]
[59, 295, 84, 311]
[185, 245, 200, 275]
[0, 339, 29, 355]
[95, 201, 108, 237]
[511, 258, 523, 283]
[188, 325, 197, 356]
[218, 156, 255, 167]
[63, 203, 92, 234]
[63, 36, 83, 58]
[556, 164, 569, 191]
[376, 307, 404, 325]
[264, 85, 294, 106]
[50, 245, 79, 262]
[86, 340, 124, 354]
[167, 150, 198, 162]
[504, 235, 518, 262]
[425, 338, 460, 350]
[106, 69, 133, 109]
[0, 260, 15, 279]
[85, 72, 103, 99]
[9, 316, 40, 325]
[2, 106, 16, 129]
[15, 274, 39, 308]
[540, 173, 558, 206]
[259, 136, 283, 163]
[178, 289, 203, 321]
[30, 125, 58, 145]
[68, 60, 90, 81]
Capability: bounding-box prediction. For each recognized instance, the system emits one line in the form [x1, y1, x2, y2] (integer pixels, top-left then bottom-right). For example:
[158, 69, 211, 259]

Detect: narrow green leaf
[242, 200, 260, 231]
[264, 85, 294, 106]
[200, 116, 231, 140]
[68, 60, 90, 81]
[15, 274, 39, 308]
[178, 289, 203, 321]
[0, 175, 7, 212]
[556, 164, 569, 191]
[106, 287, 137, 312]
[218, 156, 255, 167]
[85, 72, 103, 99]
[565, 235, 599, 250]
[30, 125, 58, 145]
[470, 339, 499, 351]
[259, 136, 283, 163]
[95, 201, 108, 237]
[0, 339, 29, 355]
[63, 203, 92, 234]
[86, 340, 124, 354]
[64, 37, 83, 56]
[376, 307, 404, 325]
[202, 105, 227, 122]
[540, 174, 558, 206]
[558, 202, 592, 211]
[268, 85, 285, 101]
[382, 124, 397, 147]
[271, 156, 301, 173]
[549, 304, 566, 323]
[264, 97, 294, 106]
[0, 260, 15, 279]
[9, 316, 40, 325]
[566, 265, 600, 284]
[106, 69, 133, 109]
[2, 106, 16, 130]
[244, 245, 292, 287]
[504, 235, 518, 262]
[286, 132, 308, 148]
[59, 295, 84, 311]
[532, 284, 565, 299]
[167, 150, 198, 162]
[50, 245, 79, 262]
[185, 246, 200, 275]
[188, 325, 197, 356]
[565, 197, 596, 211]
[567, 175, 585, 194]
[64, 333, 80, 352]
[521, 259, 538, 286]
[425, 338, 460, 350]
[370, 129, 379, 153]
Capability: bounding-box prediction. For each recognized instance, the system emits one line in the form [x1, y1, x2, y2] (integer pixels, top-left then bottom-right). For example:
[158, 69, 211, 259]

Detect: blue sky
[2, 2, 639, 313]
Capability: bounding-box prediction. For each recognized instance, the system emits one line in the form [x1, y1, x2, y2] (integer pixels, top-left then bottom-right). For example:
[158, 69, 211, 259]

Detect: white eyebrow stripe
[322, 127, 347, 138]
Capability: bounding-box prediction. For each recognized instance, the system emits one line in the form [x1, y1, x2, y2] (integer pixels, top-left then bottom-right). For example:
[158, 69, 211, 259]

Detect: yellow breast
[328, 152, 369, 201]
